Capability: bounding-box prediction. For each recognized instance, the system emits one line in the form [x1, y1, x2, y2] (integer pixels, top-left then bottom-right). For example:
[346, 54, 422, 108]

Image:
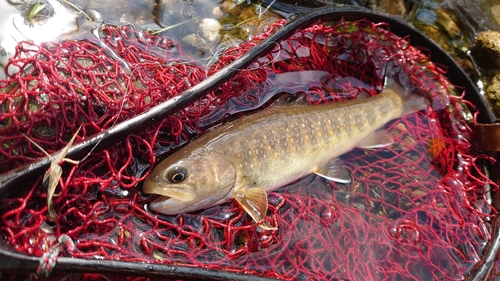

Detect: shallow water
[2, 0, 493, 73]
[0, 0, 283, 79]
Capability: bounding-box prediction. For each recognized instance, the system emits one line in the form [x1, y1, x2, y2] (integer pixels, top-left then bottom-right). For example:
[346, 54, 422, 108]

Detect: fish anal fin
[315, 158, 352, 184]
[235, 187, 276, 229]
[357, 129, 393, 149]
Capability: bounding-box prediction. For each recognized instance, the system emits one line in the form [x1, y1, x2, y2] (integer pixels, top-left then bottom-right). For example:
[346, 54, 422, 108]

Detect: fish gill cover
[0, 19, 496, 280]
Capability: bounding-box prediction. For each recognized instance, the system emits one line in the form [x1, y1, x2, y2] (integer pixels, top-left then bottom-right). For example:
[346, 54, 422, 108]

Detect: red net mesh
[0, 19, 497, 280]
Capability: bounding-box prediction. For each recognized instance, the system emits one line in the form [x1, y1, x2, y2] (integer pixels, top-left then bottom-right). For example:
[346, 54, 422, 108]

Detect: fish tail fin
[383, 71, 430, 117]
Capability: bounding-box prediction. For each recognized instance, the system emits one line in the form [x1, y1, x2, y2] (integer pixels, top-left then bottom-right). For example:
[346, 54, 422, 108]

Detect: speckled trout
[143, 76, 427, 229]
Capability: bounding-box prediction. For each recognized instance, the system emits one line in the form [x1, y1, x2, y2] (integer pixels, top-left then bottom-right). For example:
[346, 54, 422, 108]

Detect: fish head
[143, 149, 236, 214]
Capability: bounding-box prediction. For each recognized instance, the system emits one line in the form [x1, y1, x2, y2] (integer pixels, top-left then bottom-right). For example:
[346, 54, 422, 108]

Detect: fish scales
[206, 90, 403, 190]
[142, 81, 418, 229]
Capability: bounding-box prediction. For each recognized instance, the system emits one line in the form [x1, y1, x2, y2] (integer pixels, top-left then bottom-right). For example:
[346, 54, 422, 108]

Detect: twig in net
[22, 125, 82, 222]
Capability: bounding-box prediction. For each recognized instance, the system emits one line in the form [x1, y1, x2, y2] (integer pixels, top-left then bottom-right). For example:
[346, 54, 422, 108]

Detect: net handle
[0, 239, 279, 280]
[474, 122, 500, 151]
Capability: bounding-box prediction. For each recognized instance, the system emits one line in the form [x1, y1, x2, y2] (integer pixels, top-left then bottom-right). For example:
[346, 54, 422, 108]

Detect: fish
[142, 73, 428, 229]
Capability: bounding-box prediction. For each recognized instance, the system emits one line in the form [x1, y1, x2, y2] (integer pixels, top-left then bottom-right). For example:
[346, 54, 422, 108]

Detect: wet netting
[0, 18, 497, 280]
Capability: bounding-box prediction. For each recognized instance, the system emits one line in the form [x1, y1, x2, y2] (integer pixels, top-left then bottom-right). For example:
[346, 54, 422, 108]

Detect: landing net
[0, 19, 496, 280]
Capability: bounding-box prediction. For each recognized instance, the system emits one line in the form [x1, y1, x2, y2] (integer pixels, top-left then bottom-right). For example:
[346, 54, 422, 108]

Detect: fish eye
[167, 166, 187, 183]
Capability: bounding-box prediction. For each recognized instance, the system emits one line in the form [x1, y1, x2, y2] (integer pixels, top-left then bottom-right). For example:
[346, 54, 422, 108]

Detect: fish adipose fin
[315, 158, 352, 184]
[357, 129, 394, 149]
[235, 187, 277, 230]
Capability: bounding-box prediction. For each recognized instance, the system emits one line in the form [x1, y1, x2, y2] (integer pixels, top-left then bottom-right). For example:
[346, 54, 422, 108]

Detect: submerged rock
[486, 73, 500, 112]
[472, 31, 500, 70]
[448, 0, 500, 36]
[471, 31, 500, 114]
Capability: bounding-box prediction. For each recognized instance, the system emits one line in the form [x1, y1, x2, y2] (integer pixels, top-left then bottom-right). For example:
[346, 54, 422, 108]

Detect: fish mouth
[149, 195, 193, 215]
[150, 186, 196, 202]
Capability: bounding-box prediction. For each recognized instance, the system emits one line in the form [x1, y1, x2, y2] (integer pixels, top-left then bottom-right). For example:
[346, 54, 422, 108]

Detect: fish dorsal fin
[357, 129, 393, 149]
[273, 93, 309, 107]
[315, 158, 352, 184]
[235, 187, 276, 230]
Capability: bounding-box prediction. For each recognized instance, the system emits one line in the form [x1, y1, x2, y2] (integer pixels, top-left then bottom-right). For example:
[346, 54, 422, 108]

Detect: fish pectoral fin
[315, 158, 352, 184]
[357, 129, 393, 149]
[235, 187, 275, 229]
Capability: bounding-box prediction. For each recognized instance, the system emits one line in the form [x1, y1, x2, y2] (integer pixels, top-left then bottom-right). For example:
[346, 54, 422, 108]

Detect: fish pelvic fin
[383, 70, 430, 117]
[234, 187, 277, 230]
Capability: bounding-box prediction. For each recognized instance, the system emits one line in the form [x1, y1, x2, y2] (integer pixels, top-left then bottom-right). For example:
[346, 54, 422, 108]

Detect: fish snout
[142, 173, 164, 194]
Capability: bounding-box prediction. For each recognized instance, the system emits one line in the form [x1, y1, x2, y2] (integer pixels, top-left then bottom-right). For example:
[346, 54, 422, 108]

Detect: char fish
[143, 73, 428, 229]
